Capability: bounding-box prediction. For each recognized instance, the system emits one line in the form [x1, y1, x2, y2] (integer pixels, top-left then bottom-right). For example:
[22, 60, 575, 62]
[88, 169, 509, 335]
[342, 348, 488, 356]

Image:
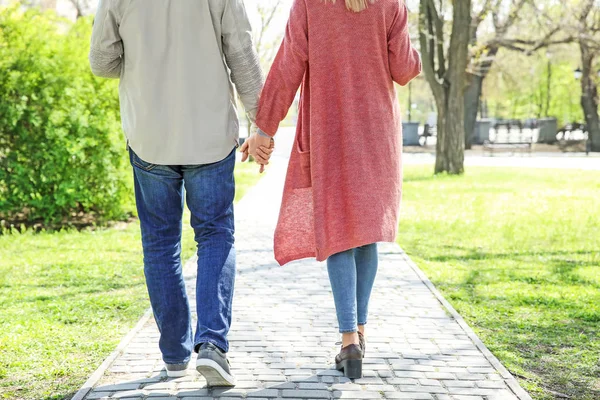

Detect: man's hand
[240, 133, 275, 173]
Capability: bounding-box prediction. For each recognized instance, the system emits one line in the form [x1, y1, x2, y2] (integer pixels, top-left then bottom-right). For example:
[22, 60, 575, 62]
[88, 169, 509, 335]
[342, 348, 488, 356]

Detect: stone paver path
[74, 133, 532, 400]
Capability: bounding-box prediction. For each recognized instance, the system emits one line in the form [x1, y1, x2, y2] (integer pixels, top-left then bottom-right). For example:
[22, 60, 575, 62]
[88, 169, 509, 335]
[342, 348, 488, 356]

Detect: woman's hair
[326, 0, 376, 12]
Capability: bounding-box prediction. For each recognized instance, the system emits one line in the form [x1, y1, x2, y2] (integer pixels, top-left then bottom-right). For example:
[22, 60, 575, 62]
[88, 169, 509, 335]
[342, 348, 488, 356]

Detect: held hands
[240, 132, 275, 173]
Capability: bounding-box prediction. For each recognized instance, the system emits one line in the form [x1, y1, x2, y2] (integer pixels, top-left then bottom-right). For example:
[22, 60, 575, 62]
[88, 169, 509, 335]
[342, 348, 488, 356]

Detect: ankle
[342, 332, 359, 347]
[358, 325, 365, 336]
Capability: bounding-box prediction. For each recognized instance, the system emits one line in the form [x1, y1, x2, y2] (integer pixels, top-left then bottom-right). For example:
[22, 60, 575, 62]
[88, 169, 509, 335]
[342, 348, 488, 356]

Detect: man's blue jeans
[130, 148, 236, 365]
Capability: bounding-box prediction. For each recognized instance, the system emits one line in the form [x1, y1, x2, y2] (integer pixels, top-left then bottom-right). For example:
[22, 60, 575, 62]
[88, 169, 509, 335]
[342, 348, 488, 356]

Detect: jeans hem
[194, 338, 229, 353]
[358, 321, 367, 326]
[163, 360, 190, 366]
[163, 356, 191, 365]
[339, 329, 358, 334]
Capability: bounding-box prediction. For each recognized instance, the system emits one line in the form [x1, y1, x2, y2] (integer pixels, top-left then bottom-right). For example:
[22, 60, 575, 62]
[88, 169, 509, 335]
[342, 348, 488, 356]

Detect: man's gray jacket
[89, 0, 264, 165]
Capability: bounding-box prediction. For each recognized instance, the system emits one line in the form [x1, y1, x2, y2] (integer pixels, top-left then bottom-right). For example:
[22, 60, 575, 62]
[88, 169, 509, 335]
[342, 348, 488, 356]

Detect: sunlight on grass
[0, 161, 262, 400]
[399, 166, 600, 400]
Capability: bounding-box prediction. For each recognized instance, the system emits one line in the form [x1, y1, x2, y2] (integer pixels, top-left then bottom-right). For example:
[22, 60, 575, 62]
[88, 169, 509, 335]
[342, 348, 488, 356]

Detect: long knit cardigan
[256, 0, 422, 265]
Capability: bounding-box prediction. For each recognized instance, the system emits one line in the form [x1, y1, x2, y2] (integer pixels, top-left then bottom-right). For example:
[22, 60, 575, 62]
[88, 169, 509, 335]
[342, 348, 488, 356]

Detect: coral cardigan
[256, 0, 421, 265]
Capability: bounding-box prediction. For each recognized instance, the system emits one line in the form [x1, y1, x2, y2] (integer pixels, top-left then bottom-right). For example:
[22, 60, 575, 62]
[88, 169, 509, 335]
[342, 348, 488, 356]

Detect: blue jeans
[327, 244, 379, 333]
[130, 148, 236, 364]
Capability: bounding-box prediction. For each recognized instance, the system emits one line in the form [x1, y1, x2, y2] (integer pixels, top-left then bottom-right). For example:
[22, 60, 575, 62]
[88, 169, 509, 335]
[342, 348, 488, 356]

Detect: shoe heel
[342, 359, 362, 379]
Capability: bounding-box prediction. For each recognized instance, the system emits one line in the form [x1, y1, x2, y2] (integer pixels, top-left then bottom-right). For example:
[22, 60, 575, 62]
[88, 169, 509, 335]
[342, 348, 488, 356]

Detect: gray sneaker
[165, 362, 188, 378]
[196, 343, 236, 387]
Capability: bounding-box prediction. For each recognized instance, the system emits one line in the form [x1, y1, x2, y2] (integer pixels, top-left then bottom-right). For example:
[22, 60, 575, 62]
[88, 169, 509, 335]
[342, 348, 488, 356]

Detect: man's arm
[221, 0, 264, 124]
[89, 0, 124, 79]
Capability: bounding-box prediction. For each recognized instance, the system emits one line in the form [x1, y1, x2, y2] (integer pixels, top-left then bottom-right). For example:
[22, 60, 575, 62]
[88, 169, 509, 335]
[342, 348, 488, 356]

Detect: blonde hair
[326, 0, 375, 12]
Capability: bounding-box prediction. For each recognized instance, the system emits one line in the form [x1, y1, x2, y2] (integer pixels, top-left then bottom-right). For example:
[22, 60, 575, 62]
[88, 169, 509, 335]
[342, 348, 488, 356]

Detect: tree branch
[419, 0, 444, 97]
[256, 0, 283, 51]
[426, 0, 446, 80]
[490, 36, 576, 54]
[472, 0, 493, 28]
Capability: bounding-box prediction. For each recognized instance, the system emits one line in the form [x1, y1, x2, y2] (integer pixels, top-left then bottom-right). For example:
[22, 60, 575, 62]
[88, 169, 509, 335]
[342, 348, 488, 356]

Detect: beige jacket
[89, 0, 264, 165]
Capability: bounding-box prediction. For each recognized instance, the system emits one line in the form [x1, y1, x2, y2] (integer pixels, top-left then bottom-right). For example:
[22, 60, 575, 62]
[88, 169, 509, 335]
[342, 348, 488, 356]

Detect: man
[89, 0, 273, 387]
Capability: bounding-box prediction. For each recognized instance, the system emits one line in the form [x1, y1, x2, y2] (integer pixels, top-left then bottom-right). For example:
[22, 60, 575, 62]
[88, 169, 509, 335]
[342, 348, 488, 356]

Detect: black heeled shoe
[335, 344, 363, 379]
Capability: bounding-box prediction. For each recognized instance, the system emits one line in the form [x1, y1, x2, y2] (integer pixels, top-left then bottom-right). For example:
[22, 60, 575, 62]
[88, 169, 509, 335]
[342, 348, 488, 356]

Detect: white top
[89, 0, 264, 165]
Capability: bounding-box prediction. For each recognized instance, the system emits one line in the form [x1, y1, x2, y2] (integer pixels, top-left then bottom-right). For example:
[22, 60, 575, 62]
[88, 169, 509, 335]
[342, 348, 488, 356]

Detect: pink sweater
[256, 0, 421, 265]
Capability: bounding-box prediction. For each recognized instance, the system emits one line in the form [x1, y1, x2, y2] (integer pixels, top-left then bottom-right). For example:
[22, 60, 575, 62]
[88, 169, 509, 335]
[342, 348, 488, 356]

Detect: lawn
[0, 160, 262, 400]
[399, 166, 600, 400]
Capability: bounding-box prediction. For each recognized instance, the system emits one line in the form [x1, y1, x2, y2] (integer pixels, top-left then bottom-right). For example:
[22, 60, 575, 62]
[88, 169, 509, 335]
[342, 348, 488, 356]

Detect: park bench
[557, 123, 590, 154]
[483, 120, 533, 156]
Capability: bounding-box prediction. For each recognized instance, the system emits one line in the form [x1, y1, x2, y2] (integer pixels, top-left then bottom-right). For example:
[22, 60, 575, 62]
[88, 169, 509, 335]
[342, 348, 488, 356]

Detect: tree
[464, 0, 527, 148]
[574, 0, 600, 151]
[464, 0, 578, 148]
[419, 0, 472, 174]
[255, 0, 284, 70]
[244, 0, 286, 136]
[67, 0, 90, 19]
[19, 0, 93, 19]
[519, 0, 600, 151]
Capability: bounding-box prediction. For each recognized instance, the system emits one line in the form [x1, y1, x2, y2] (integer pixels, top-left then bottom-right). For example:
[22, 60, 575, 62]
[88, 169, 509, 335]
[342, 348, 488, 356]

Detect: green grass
[399, 166, 600, 400]
[0, 161, 262, 400]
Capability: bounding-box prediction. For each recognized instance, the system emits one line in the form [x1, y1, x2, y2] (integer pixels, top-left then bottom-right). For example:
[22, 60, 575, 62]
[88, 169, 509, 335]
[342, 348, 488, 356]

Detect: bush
[0, 5, 133, 227]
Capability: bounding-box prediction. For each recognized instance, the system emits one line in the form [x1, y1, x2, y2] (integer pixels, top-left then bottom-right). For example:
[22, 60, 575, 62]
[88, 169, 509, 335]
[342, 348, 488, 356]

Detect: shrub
[0, 5, 133, 227]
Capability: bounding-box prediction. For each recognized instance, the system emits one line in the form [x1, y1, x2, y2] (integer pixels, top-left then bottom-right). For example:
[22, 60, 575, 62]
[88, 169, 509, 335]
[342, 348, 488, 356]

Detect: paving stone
[110, 391, 144, 399]
[299, 383, 329, 390]
[86, 392, 113, 400]
[443, 380, 476, 388]
[476, 380, 509, 389]
[282, 389, 331, 398]
[333, 390, 382, 398]
[383, 393, 433, 399]
[96, 384, 141, 392]
[78, 139, 532, 400]
[247, 389, 279, 397]
[176, 389, 210, 397]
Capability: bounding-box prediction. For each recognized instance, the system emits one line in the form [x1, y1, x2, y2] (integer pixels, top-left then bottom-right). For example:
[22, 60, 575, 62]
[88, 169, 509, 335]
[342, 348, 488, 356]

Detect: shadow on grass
[423, 245, 596, 263]
[487, 318, 600, 400]
[426, 259, 600, 400]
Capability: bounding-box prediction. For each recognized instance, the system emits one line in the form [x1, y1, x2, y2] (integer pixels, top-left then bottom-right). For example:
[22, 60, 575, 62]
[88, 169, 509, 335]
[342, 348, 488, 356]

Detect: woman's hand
[240, 133, 275, 173]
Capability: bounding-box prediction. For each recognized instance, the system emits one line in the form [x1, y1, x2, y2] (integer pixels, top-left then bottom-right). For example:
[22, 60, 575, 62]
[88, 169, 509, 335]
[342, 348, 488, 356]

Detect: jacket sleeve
[388, 1, 421, 86]
[221, 0, 264, 124]
[89, 0, 123, 79]
[256, 0, 308, 137]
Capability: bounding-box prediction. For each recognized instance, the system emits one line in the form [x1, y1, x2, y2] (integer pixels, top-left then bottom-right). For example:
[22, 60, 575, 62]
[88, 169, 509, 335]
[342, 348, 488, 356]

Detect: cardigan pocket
[293, 128, 312, 189]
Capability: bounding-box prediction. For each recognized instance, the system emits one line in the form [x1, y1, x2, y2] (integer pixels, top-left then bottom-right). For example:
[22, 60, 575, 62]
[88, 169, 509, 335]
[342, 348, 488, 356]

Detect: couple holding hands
[90, 0, 420, 386]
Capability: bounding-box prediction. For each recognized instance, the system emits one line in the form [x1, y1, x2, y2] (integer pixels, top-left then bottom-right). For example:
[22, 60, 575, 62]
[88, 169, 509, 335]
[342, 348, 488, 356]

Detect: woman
[244, 0, 421, 378]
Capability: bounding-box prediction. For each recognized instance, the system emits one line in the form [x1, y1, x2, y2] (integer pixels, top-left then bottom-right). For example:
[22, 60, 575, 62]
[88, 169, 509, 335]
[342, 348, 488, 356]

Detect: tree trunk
[464, 73, 483, 149]
[441, 87, 466, 174]
[580, 42, 600, 152]
[419, 0, 471, 174]
[544, 60, 552, 117]
[437, 0, 470, 174]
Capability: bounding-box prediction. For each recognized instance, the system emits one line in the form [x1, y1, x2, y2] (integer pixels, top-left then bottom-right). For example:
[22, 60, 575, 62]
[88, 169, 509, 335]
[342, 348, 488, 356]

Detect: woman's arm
[256, 0, 309, 137]
[89, 0, 124, 79]
[388, 1, 421, 86]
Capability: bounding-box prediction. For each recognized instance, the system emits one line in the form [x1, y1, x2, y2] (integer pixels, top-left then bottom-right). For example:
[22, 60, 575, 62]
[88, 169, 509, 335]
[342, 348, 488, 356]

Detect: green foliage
[485, 49, 584, 126]
[400, 166, 600, 400]
[0, 162, 261, 400]
[0, 5, 132, 226]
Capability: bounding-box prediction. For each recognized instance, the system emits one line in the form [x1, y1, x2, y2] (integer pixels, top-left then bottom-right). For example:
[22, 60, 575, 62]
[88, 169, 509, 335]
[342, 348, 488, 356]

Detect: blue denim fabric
[130, 148, 236, 364]
[326, 244, 379, 333]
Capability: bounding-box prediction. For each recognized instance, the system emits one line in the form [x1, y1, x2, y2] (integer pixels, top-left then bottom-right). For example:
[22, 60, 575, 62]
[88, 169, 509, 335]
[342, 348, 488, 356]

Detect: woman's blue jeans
[327, 243, 379, 333]
[130, 148, 236, 364]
